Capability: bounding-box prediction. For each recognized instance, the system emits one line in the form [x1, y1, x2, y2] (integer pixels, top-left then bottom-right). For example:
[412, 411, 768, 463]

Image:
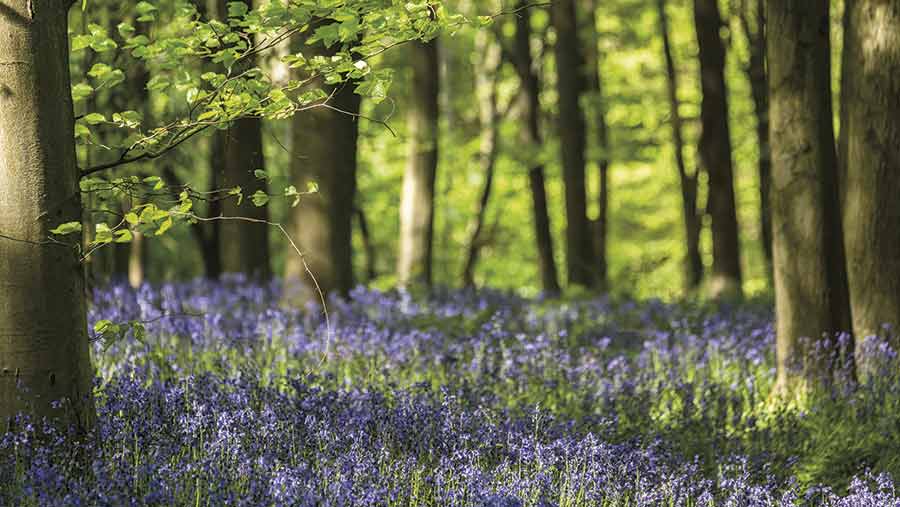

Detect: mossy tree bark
[0, 0, 95, 430]
[693, 0, 743, 298]
[397, 39, 440, 288]
[768, 0, 852, 390]
[841, 0, 900, 341]
[513, 0, 561, 296]
[552, 0, 596, 289]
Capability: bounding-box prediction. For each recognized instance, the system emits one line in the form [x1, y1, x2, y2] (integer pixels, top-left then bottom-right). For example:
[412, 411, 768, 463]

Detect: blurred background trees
[66, 0, 802, 298]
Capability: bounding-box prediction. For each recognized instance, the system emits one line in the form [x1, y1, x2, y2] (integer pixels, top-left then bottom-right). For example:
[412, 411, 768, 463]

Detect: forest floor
[3, 279, 900, 506]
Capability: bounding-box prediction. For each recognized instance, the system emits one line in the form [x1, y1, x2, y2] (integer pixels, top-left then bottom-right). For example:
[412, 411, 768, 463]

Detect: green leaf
[135, 1, 158, 22]
[306, 181, 319, 193]
[114, 229, 133, 243]
[143, 175, 165, 191]
[49, 222, 83, 235]
[124, 212, 140, 225]
[117, 22, 135, 37]
[250, 190, 269, 207]
[71, 35, 92, 52]
[94, 320, 115, 335]
[227, 1, 249, 18]
[83, 113, 106, 125]
[155, 217, 173, 236]
[254, 169, 268, 180]
[284, 185, 301, 207]
[228, 186, 243, 206]
[71, 83, 94, 102]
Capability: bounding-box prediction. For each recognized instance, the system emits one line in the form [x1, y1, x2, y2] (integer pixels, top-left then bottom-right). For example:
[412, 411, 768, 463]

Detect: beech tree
[512, 0, 561, 296]
[583, 0, 612, 292]
[841, 0, 900, 341]
[461, 30, 503, 288]
[693, 0, 742, 298]
[286, 42, 361, 297]
[397, 38, 440, 287]
[0, 0, 96, 429]
[657, 0, 703, 291]
[736, 0, 773, 272]
[551, 0, 596, 289]
[210, 0, 271, 281]
[767, 0, 851, 390]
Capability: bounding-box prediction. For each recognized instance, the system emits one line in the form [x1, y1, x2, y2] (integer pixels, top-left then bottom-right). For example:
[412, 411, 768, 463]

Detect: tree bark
[584, 0, 611, 292]
[203, 136, 224, 279]
[397, 39, 440, 288]
[842, 0, 900, 340]
[462, 31, 502, 288]
[552, 0, 596, 289]
[0, 0, 95, 430]
[216, 116, 272, 281]
[768, 0, 853, 390]
[511, 1, 561, 296]
[737, 0, 773, 273]
[209, 0, 271, 281]
[285, 53, 361, 297]
[693, 0, 743, 298]
[657, 0, 704, 291]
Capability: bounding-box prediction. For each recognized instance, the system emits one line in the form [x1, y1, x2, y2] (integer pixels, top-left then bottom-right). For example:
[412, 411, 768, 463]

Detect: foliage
[66, 0, 457, 256]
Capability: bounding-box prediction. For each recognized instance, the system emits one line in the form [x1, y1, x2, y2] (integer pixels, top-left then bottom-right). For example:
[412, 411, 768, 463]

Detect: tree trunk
[552, 0, 596, 289]
[203, 136, 224, 280]
[768, 0, 853, 390]
[513, 1, 561, 296]
[657, 0, 704, 291]
[397, 39, 440, 288]
[208, 0, 271, 281]
[355, 206, 377, 282]
[462, 31, 502, 288]
[584, 0, 611, 292]
[217, 116, 272, 281]
[737, 0, 773, 273]
[842, 0, 900, 340]
[0, 0, 95, 430]
[693, 0, 743, 298]
[285, 76, 361, 298]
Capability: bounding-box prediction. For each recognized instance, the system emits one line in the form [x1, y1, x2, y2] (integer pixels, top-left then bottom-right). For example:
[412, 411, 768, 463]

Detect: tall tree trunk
[584, 0, 611, 292]
[552, 0, 596, 289]
[737, 0, 773, 274]
[217, 116, 272, 281]
[768, 0, 853, 390]
[209, 0, 271, 281]
[285, 66, 361, 297]
[514, 2, 561, 296]
[462, 31, 502, 288]
[657, 0, 704, 291]
[693, 0, 743, 298]
[397, 39, 440, 288]
[0, 0, 95, 430]
[842, 0, 900, 340]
